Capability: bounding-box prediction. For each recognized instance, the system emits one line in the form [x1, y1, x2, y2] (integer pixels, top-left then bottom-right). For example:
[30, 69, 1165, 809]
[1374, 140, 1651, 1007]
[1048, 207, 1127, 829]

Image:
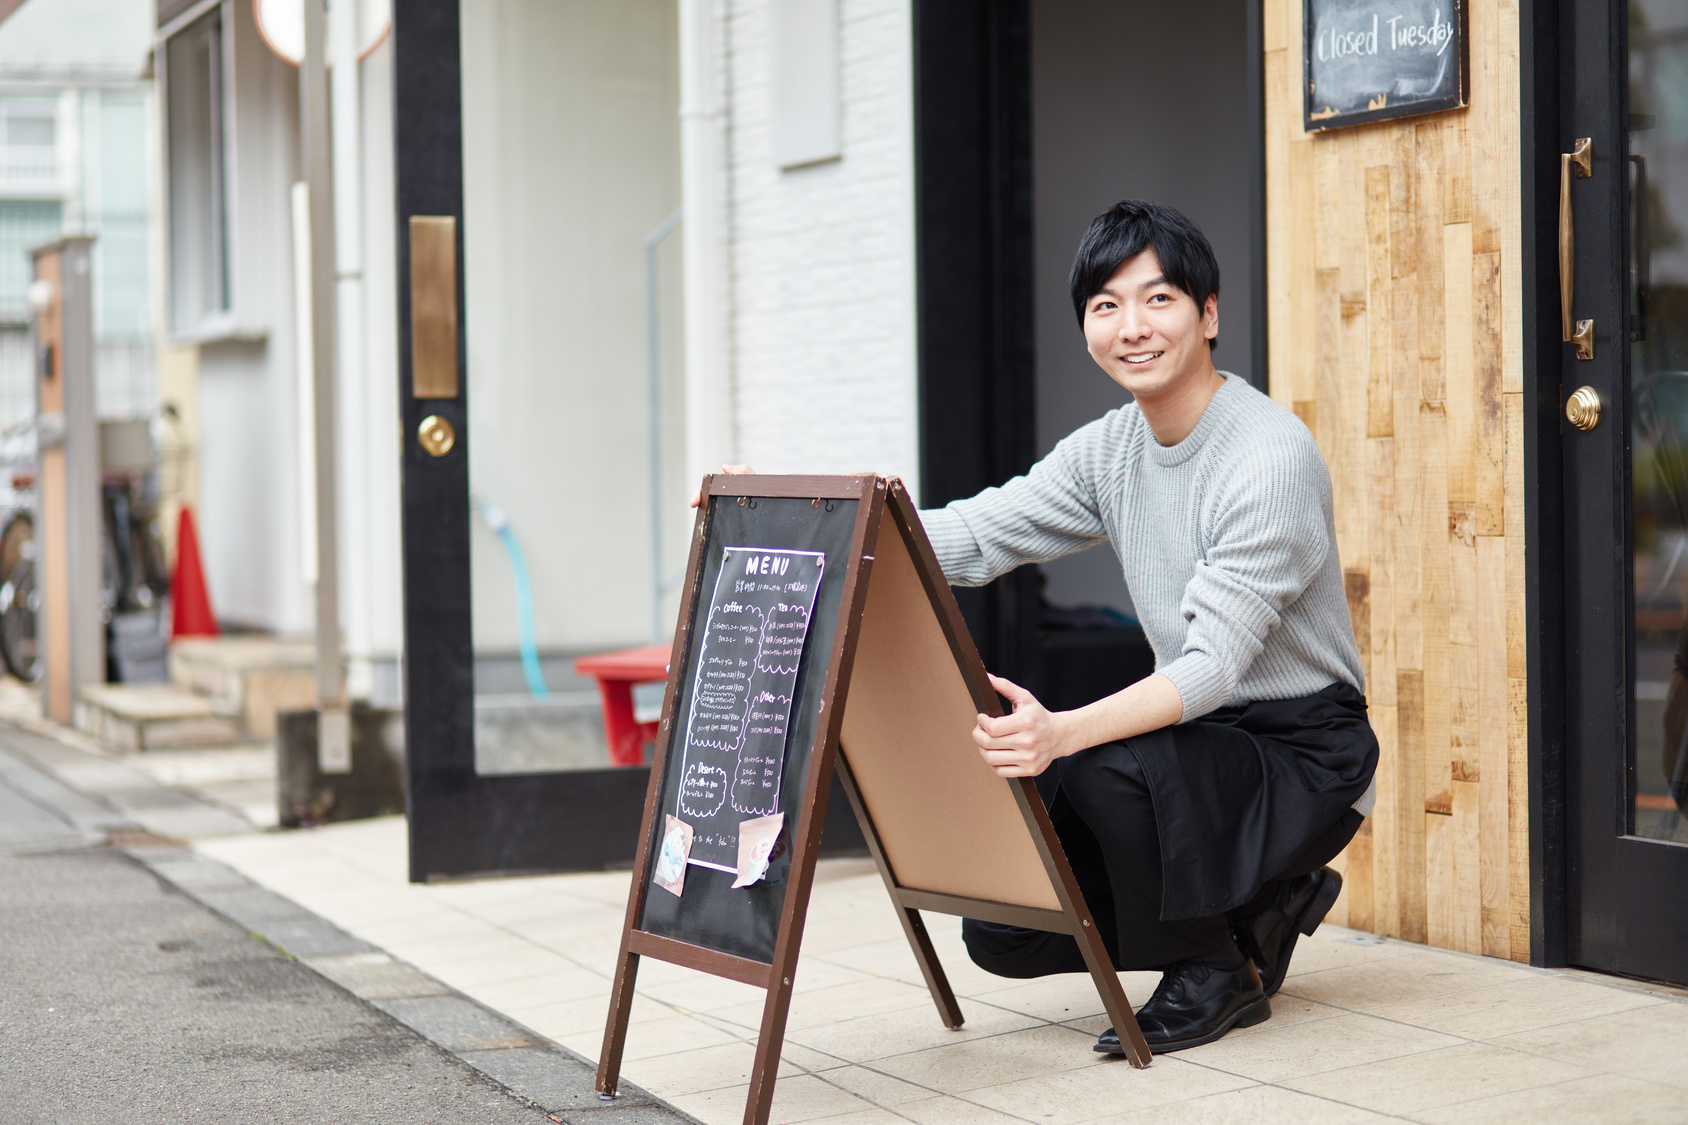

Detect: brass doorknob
[418, 414, 456, 456]
[1566, 386, 1601, 432]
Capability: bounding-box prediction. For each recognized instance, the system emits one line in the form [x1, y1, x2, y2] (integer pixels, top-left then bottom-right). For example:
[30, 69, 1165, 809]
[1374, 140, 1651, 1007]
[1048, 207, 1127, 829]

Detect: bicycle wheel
[0, 555, 40, 682]
[0, 511, 32, 586]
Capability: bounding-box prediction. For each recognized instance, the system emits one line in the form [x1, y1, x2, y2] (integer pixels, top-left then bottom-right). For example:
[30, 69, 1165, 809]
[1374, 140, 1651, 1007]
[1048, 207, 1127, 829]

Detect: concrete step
[74, 684, 244, 752]
[473, 692, 611, 774]
[169, 637, 317, 739]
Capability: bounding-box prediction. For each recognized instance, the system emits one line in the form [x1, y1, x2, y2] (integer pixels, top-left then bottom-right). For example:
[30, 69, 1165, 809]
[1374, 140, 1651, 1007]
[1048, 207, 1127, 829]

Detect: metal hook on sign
[812, 498, 835, 512]
[823, 499, 834, 512]
[737, 496, 746, 507]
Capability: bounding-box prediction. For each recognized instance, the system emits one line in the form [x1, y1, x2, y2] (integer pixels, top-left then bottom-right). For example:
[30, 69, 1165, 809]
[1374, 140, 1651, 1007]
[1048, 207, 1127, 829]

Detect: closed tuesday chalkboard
[1304, 0, 1467, 131]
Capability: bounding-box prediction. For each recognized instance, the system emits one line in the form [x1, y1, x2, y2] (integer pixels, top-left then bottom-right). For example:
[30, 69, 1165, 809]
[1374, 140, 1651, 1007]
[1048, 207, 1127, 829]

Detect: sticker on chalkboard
[654, 815, 694, 896]
[732, 813, 787, 888]
[675, 547, 825, 873]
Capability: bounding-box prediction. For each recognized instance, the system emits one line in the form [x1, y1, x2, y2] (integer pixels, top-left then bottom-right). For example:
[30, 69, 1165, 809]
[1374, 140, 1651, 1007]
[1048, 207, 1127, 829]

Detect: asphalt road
[0, 774, 554, 1124]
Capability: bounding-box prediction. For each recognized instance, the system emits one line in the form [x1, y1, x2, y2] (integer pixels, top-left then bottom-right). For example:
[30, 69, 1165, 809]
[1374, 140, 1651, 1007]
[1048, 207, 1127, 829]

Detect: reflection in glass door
[457, 0, 688, 777]
[1628, 0, 1688, 843]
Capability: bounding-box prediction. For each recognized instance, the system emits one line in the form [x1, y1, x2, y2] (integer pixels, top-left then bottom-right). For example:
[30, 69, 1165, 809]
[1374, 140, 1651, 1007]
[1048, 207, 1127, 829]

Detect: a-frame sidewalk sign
[597, 474, 1150, 1125]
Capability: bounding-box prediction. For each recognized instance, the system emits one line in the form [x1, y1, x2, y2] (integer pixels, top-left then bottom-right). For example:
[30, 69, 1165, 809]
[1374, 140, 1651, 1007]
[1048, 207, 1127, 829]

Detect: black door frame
[390, 0, 857, 881]
[1521, 0, 1572, 970]
[911, 0, 1270, 680]
[1526, 0, 1688, 983]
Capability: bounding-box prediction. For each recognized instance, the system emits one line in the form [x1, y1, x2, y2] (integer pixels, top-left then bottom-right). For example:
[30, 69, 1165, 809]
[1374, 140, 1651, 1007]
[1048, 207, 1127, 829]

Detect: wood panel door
[1558, 0, 1688, 984]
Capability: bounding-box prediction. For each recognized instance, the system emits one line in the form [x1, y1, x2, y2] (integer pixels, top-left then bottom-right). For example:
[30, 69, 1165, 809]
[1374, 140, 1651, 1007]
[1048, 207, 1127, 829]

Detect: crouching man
[919, 200, 1377, 1055]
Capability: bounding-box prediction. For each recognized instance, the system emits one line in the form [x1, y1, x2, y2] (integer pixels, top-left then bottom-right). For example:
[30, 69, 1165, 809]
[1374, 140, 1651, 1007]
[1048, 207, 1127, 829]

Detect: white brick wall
[718, 0, 920, 493]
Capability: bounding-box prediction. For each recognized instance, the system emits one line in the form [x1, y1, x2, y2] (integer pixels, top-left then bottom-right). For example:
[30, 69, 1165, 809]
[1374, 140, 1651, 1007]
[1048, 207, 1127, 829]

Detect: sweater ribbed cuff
[1159, 652, 1232, 723]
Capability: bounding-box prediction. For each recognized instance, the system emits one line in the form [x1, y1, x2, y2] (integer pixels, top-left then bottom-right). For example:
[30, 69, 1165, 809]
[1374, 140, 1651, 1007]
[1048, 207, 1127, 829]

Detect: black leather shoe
[1093, 960, 1270, 1055]
[1231, 865, 1343, 997]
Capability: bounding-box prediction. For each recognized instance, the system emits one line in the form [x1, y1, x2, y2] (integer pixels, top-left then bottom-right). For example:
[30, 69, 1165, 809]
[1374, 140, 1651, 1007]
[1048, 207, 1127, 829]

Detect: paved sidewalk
[199, 817, 1688, 1125]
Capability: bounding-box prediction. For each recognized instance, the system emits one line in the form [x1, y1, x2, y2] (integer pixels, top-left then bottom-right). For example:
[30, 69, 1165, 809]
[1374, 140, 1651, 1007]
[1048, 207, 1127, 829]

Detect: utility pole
[30, 236, 100, 726]
[302, 0, 348, 771]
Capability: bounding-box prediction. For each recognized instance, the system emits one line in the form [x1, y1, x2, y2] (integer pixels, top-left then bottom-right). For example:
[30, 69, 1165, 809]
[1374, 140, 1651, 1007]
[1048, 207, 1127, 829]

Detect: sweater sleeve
[919, 421, 1114, 588]
[1158, 439, 1333, 720]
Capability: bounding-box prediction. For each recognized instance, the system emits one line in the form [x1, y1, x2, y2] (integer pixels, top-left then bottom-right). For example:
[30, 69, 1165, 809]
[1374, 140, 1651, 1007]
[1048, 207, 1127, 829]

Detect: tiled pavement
[194, 818, 1688, 1125]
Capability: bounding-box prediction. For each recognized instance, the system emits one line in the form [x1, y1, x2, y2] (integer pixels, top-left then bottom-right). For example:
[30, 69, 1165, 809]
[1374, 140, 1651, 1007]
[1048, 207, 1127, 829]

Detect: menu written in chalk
[675, 547, 825, 872]
[1304, 0, 1466, 131]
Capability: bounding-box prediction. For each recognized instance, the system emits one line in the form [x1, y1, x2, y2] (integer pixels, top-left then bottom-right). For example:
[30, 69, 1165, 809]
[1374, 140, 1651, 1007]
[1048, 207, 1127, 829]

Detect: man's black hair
[1068, 200, 1220, 348]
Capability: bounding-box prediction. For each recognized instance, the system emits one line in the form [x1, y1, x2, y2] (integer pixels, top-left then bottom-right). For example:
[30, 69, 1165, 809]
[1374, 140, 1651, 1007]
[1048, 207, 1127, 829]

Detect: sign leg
[744, 976, 797, 1125]
[1071, 918, 1151, 1067]
[898, 907, 964, 1029]
[595, 948, 642, 1096]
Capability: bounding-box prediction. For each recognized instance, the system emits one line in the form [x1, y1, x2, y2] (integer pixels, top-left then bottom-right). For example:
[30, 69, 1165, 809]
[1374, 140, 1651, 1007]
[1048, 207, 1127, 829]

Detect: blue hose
[473, 496, 549, 699]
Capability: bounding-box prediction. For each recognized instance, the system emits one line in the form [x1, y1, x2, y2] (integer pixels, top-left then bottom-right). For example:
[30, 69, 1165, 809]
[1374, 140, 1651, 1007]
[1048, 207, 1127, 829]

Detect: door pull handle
[1560, 137, 1594, 359]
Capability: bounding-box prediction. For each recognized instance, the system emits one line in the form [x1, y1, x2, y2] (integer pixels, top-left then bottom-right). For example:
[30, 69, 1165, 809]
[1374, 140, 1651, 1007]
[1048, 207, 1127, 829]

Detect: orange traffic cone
[171, 505, 219, 638]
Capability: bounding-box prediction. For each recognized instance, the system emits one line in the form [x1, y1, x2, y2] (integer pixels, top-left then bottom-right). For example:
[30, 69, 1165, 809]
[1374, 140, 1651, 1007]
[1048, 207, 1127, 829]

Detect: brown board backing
[839, 499, 1062, 912]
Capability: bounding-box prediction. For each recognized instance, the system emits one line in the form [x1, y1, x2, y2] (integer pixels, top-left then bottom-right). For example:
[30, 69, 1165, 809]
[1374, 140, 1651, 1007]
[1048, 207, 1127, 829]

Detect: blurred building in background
[154, 0, 402, 704]
[0, 0, 156, 436]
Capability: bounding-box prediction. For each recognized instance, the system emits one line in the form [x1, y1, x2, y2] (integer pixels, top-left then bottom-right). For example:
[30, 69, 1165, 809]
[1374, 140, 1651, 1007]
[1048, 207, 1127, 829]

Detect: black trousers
[962, 696, 1370, 976]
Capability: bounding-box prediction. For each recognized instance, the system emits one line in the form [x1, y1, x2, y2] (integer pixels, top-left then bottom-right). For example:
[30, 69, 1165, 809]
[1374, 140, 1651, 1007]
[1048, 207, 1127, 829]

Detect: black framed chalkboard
[635, 490, 861, 963]
[1304, 0, 1468, 131]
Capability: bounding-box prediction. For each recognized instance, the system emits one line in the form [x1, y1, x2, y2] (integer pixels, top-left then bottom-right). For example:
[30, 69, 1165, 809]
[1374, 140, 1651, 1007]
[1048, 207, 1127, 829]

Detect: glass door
[1562, 0, 1688, 984]
[392, 0, 689, 879]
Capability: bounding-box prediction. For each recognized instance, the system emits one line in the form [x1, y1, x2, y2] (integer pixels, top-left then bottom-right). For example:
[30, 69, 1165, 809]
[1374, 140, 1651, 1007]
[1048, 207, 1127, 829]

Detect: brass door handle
[1560, 137, 1594, 359]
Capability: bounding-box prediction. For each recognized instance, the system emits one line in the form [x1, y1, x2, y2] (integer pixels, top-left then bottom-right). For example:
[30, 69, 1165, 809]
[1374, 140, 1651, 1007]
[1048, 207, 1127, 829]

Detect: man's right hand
[688, 464, 757, 508]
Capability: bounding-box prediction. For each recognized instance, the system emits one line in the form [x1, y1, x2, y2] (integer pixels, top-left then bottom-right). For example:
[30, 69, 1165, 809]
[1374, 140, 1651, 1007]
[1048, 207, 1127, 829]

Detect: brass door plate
[1566, 386, 1601, 432]
[409, 216, 459, 399]
[418, 414, 457, 456]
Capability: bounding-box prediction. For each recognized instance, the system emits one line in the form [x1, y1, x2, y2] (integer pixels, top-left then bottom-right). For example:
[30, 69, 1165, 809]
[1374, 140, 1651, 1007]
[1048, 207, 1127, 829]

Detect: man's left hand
[972, 674, 1073, 778]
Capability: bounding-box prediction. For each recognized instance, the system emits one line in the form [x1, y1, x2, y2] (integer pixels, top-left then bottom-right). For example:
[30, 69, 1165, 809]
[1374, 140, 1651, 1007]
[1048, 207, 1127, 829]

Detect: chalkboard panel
[1304, 0, 1467, 131]
[636, 492, 861, 963]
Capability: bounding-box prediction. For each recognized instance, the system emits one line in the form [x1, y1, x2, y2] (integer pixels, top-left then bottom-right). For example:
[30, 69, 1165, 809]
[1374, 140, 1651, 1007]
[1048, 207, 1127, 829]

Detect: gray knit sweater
[921, 374, 1366, 723]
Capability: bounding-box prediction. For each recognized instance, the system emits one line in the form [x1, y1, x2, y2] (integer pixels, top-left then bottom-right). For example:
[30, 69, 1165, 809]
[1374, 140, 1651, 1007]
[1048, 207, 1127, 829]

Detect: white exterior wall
[173, 5, 403, 684]
[714, 0, 919, 491]
[189, 0, 307, 632]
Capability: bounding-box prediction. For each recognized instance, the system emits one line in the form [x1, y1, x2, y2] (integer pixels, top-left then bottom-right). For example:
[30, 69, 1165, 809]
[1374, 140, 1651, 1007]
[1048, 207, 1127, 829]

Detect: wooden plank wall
[1263, 0, 1529, 960]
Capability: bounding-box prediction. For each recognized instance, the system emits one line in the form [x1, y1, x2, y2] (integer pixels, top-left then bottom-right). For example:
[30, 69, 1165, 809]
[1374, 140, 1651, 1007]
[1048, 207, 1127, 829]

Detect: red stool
[573, 644, 671, 766]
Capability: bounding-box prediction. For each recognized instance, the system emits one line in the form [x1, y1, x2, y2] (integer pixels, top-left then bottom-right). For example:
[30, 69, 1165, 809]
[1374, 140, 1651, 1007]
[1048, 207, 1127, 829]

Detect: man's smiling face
[1082, 248, 1219, 403]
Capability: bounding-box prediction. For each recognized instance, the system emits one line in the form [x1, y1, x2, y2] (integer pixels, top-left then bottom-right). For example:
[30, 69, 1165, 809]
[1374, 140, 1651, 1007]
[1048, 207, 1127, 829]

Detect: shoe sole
[1258, 867, 1344, 998]
[1136, 994, 1274, 1055]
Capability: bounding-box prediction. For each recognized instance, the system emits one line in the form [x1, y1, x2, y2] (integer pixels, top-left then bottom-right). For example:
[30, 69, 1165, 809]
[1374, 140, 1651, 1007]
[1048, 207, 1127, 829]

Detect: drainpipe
[330, 0, 373, 704]
[301, 0, 348, 771]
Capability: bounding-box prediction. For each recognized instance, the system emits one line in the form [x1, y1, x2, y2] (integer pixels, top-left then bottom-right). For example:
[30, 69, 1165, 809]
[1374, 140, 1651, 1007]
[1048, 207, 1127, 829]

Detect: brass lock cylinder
[1566, 386, 1601, 432]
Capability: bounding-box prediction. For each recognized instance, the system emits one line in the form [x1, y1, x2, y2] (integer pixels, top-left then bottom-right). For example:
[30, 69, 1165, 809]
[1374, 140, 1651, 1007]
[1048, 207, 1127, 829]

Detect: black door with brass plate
[388, 1, 860, 881]
[1552, 0, 1688, 986]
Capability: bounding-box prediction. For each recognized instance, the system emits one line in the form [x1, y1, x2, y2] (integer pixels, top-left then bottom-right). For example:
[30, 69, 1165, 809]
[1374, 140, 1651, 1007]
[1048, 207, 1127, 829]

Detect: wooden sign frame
[597, 475, 1149, 1125]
